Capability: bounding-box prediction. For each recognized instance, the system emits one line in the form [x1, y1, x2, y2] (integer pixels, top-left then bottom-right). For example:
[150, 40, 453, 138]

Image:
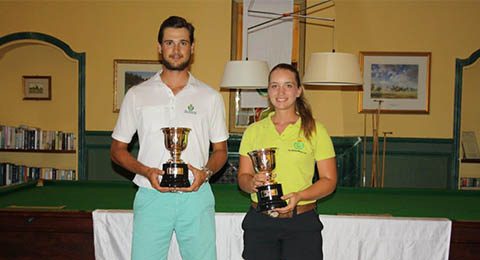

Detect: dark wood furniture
[1, 181, 479, 259]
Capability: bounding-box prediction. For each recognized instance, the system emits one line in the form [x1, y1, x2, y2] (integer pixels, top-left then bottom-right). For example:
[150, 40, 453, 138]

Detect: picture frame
[113, 59, 162, 112]
[22, 76, 51, 100]
[228, 1, 305, 133]
[462, 131, 480, 159]
[358, 52, 431, 114]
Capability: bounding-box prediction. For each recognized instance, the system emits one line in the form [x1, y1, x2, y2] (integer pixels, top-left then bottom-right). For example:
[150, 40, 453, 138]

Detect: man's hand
[145, 167, 175, 193]
[175, 164, 206, 192]
[111, 139, 176, 192]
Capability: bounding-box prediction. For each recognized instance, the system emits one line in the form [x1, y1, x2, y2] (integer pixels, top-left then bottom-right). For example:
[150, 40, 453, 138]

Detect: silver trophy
[160, 127, 191, 188]
[248, 147, 287, 212]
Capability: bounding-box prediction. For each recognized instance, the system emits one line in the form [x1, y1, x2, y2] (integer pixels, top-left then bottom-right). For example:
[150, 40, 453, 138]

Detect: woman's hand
[273, 192, 301, 214]
[249, 171, 266, 190]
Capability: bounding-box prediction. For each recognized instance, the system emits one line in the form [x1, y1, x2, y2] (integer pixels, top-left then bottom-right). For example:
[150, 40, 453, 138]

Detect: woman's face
[268, 68, 302, 112]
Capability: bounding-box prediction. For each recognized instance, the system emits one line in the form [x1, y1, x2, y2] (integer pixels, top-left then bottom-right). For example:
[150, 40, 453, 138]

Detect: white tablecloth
[92, 210, 451, 260]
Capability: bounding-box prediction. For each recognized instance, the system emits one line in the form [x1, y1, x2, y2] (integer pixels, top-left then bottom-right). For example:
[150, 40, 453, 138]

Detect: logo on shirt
[184, 104, 197, 115]
[288, 139, 307, 154]
[293, 139, 304, 150]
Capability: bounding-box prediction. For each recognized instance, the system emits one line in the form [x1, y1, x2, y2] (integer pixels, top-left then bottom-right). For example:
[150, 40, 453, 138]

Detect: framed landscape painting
[23, 76, 51, 100]
[358, 52, 431, 113]
[113, 59, 162, 112]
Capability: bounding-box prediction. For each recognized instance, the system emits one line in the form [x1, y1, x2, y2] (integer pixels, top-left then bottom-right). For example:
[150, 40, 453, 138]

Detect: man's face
[158, 27, 194, 71]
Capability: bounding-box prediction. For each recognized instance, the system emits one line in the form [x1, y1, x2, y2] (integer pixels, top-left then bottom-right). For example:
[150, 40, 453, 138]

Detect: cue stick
[374, 100, 383, 187]
[363, 113, 367, 187]
[376, 114, 380, 188]
[370, 113, 376, 187]
[382, 131, 393, 188]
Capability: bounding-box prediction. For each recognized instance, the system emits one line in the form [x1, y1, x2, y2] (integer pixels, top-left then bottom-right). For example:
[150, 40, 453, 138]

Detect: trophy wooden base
[160, 163, 190, 188]
[256, 183, 287, 212]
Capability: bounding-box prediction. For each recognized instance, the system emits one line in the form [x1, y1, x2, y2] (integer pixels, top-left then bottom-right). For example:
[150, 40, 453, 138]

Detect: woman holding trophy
[238, 63, 337, 260]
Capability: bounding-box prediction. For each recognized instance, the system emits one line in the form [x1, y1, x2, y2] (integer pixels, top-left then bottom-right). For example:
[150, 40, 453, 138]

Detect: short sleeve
[208, 92, 229, 143]
[313, 123, 335, 161]
[112, 89, 138, 143]
[238, 125, 255, 157]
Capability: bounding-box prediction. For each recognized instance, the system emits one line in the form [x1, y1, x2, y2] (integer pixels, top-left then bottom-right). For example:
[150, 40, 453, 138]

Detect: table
[94, 210, 452, 260]
[1, 181, 479, 259]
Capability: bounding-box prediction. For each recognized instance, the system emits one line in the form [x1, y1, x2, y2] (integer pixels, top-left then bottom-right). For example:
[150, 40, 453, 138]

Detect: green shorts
[131, 183, 216, 260]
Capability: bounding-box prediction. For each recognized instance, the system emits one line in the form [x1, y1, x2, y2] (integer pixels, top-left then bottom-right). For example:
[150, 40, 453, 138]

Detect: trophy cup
[248, 148, 287, 212]
[160, 127, 191, 188]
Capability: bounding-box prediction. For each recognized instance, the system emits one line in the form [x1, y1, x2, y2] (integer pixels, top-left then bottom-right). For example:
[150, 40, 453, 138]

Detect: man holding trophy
[111, 16, 228, 260]
[238, 63, 337, 260]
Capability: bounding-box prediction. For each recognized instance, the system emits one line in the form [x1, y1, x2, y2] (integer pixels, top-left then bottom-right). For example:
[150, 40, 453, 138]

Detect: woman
[237, 63, 337, 260]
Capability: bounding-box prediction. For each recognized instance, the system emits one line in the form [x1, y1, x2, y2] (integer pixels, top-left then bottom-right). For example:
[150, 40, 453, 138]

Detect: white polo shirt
[112, 71, 229, 189]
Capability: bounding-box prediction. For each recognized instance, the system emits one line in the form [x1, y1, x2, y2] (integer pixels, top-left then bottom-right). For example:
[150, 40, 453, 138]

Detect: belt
[251, 202, 316, 218]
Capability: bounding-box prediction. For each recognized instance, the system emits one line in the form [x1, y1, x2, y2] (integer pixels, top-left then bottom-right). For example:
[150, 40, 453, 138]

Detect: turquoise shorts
[131, 183, 216, 260]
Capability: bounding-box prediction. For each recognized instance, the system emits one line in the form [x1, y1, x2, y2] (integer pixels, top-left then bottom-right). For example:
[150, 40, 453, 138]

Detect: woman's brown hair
[268, 63, 316, 140]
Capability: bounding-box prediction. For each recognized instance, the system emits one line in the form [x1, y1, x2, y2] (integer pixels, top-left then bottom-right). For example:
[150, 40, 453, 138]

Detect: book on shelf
[0, 124, 76, 151]
[0, 162, 76, 187]
[460, 177, 480, 189]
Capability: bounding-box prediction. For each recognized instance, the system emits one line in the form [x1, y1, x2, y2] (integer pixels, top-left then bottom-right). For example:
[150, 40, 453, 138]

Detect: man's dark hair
[158, 16, 195, 44]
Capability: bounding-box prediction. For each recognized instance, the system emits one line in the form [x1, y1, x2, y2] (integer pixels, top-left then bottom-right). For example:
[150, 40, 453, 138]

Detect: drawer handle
[25, 217, 35, 223]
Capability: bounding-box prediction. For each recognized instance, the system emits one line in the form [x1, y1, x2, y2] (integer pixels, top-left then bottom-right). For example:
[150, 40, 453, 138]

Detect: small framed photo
[228, 89, 271, 133]
[358, 52, 431, 114]
[22, 76, 51, 100]
[113, 59, 162, 112]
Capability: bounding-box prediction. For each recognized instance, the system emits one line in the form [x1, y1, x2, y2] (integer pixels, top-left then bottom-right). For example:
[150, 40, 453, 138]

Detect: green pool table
[1, 180, 479, 260]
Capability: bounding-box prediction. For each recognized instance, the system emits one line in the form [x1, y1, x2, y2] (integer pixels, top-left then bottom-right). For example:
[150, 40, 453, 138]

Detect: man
[110, 16, 228, 260]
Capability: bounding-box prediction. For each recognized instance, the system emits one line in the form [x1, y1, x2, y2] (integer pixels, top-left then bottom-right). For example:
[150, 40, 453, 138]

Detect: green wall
[86, 131, 453, 189]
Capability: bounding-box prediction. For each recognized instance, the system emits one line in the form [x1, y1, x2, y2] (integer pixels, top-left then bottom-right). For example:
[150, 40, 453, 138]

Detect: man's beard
[162, 53, 191, 71]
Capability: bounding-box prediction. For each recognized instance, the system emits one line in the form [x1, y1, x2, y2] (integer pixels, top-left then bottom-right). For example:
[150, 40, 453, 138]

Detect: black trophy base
[160, 163, 190, 188]
[256, 183, 287, 212]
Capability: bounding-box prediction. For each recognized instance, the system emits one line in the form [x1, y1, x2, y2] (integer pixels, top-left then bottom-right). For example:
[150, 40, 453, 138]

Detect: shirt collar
[156, 70, 196, 90]
[266, 112, 302, 130]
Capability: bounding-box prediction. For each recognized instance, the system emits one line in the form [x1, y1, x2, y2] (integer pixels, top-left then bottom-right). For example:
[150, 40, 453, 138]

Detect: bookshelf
[459, 176, 480, 190]
[0, 32, 86, 181]
[459, 157, 480, 190]
[460, 187, 480, 191]
[0, 149, 75, 153]
[0, 125, 77, 186]
[461, 158, 480, 163]
[0, 153, 77, 186]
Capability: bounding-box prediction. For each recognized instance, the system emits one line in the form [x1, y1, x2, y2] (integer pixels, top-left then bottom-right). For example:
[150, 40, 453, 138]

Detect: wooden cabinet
[0, 210, 94, 260]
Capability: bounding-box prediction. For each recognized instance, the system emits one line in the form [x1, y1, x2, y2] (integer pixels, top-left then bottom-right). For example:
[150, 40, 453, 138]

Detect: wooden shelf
[459, 187, 480, 190]
[461, 158, 480, 163]
[0, 149, 75, 154]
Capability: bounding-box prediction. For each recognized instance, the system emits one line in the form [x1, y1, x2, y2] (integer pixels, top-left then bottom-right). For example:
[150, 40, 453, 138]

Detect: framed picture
[113, 59, 162, 112]
[358, 52, 431, 114]
[228, 1, 305, 133]
[22, 76, 51, 100]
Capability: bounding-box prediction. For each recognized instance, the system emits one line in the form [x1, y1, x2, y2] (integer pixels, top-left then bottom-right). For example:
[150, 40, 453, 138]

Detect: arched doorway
[0, 32, 86, 179]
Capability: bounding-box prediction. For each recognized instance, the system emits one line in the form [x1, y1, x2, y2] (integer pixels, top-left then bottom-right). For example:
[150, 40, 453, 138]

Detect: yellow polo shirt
[239, 113, 335, 205]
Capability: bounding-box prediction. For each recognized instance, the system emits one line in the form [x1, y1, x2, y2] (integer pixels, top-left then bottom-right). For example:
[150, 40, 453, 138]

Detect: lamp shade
[303, 52, 363, 86]
[220, 60, 270, 89]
